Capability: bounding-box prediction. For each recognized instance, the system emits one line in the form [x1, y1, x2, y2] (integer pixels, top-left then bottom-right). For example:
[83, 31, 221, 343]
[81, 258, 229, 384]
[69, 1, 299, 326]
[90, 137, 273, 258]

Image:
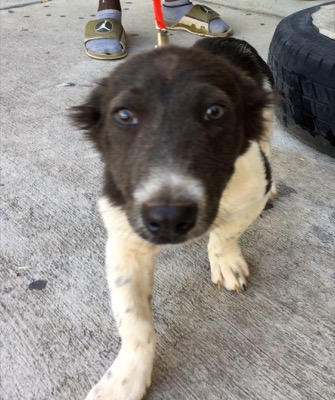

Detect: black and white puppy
[71, 37, 276, 400]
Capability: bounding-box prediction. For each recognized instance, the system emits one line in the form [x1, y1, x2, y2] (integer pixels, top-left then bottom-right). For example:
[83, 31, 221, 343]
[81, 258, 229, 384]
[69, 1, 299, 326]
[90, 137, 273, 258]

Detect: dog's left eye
[113, 108, 139, 126]
[204, 104, 225, 121]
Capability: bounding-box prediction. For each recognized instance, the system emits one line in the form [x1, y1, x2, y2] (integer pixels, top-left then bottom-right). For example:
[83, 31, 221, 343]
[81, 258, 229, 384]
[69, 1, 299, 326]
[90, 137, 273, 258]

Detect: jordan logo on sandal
[95, 20, 113, 33]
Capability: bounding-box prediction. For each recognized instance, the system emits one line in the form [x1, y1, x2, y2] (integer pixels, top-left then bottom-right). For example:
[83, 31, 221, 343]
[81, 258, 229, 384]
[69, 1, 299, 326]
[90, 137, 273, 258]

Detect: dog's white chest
[217, 142, 269, 221]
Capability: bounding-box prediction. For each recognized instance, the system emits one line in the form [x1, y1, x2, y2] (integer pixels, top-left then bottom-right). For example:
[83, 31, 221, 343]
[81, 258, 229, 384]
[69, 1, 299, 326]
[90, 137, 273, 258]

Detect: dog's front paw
[85, 348, 153, 400]
[208, 245, 249, 292]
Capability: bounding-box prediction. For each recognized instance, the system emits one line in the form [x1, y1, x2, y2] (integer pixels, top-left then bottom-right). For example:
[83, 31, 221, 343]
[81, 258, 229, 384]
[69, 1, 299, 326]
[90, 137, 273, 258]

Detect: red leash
[152, 0, 169, 46]
[152, 0, 167, 30]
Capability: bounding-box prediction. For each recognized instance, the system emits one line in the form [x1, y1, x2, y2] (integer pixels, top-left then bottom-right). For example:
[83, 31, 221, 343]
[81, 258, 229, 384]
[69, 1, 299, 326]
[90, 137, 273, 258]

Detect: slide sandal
[165, 5, 233, 37]
[85, 18, 127, 60]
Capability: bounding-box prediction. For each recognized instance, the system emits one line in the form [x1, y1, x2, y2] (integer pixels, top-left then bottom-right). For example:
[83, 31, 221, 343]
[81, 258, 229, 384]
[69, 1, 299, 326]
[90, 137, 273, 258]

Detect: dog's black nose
[142, 204, 197, 243]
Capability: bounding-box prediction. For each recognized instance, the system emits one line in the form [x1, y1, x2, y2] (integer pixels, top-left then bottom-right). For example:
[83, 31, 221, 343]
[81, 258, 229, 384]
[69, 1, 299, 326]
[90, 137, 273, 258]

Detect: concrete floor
[204, 0, 334, 17]
[1, 1, 334, 399]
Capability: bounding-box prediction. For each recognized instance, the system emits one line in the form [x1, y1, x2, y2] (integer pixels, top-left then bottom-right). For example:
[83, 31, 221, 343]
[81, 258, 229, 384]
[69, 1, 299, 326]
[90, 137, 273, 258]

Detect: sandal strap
[85, 18, 124, 43]
[181, 4, 220, 24]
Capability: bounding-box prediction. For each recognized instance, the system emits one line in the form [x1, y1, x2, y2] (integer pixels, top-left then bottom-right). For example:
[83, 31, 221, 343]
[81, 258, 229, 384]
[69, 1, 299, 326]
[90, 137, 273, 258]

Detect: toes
[225, 267, 248, 292]
[86, 38, 123, 55]
[211, 257, 249, 292]
[211, 265, 223, 287]
[209, 18, 230, 34]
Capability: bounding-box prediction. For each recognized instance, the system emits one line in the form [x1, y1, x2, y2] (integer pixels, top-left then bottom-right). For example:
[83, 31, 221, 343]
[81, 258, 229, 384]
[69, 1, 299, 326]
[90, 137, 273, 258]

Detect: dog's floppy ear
[70, 103, 100, 131]
[69, 78, 107, 134]
[239, 74, 275, 147]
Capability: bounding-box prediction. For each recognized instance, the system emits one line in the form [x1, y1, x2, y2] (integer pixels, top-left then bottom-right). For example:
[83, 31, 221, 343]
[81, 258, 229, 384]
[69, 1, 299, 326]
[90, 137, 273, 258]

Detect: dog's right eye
[113, 108, 139, 126]
[204, 104, 226, 121]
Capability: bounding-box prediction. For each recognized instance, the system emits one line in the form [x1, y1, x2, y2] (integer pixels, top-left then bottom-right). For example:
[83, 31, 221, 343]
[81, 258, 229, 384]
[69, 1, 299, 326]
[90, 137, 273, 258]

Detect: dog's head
[71, 45, 272, 245]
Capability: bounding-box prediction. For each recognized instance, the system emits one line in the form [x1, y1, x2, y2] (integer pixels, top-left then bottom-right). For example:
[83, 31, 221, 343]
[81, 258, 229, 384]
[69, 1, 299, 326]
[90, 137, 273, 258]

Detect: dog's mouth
[139, 232, 190, 246]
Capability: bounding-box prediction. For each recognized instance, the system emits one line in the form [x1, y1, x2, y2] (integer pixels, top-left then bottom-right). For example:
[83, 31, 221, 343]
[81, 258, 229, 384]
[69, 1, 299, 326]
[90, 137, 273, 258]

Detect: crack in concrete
[0, 1, 52, 11]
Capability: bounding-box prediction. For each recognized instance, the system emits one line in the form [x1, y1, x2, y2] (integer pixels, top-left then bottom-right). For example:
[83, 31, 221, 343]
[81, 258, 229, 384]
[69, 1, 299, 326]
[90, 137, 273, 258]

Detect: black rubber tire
[268, 2, 335, 157]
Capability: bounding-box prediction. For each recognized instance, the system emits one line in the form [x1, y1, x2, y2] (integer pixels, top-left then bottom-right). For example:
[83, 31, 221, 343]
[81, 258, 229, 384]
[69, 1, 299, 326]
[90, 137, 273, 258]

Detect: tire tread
[268, 2, 335, 156]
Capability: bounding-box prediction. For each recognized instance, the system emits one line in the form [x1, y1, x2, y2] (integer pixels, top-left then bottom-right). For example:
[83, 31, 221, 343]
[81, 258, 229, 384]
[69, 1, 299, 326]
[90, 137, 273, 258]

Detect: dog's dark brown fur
[72, 40, 273, 243]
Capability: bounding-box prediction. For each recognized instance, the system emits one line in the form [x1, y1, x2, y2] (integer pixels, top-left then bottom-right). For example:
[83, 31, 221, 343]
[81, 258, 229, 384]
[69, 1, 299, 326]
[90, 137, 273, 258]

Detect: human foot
[85, 10, 127, 60]
[163, 0, 233, 37]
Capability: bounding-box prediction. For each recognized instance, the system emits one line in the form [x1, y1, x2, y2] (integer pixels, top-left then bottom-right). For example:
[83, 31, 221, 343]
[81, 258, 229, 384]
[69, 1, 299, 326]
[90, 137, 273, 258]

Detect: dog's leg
[208, 199, 266, 292]
[85, 198, 158, 400]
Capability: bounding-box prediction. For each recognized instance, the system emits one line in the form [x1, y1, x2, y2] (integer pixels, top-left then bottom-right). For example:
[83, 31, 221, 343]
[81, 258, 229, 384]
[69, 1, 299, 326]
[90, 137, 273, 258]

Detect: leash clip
[152, 0, 169, 48]
[157, 29, 169, 47]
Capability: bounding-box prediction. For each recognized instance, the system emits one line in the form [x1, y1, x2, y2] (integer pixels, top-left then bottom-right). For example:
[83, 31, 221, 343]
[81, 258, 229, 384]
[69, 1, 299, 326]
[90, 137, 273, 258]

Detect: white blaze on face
[133, 169, 206, 206]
